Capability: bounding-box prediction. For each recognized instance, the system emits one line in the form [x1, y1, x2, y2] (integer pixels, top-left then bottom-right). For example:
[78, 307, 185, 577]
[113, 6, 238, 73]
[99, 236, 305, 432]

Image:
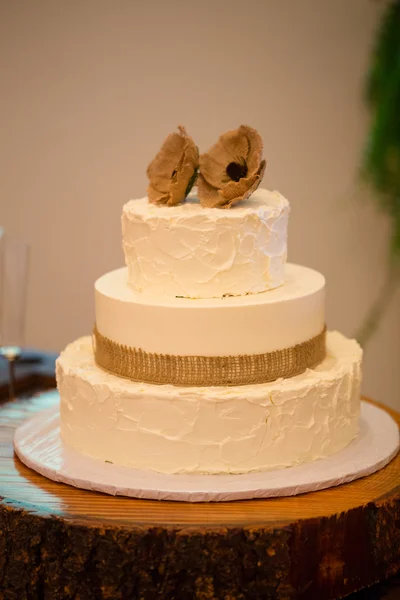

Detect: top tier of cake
[122, 188, 289, 299]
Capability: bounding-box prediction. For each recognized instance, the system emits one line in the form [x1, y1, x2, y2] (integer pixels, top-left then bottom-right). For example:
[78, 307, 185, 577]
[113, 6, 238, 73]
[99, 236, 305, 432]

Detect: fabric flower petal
[199, 128, 250, 189]
[219, 172, 259, 203]
[196, 173, 222, 208]
[170, 138, 199, 206]
[147, 183, 169, 206]
[199, 146, 231, 189]
[147, 126, 198, 206]
[220, 128, 249, 163]
[198, 125, 266, 209]
[243, 125, 264, 173]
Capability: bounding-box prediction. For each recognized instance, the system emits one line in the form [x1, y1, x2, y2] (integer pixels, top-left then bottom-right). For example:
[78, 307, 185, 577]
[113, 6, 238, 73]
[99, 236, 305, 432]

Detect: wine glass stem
[8, 358, 16, 400]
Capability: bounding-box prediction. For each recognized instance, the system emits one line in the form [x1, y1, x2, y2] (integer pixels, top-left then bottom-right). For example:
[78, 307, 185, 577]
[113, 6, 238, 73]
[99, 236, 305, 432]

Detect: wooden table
[0, 385, 399, 600]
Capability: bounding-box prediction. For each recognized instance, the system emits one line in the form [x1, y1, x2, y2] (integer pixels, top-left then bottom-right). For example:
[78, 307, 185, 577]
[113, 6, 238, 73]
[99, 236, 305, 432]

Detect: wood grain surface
[0, 391, 399, 600]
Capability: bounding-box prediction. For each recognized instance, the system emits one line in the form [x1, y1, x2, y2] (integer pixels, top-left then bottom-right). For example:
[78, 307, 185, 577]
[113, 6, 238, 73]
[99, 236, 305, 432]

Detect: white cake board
[14, 400, 399, 503]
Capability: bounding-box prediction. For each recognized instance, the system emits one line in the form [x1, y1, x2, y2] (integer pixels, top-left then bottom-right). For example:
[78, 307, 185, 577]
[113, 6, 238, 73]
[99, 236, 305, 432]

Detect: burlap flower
[147, 126, 199, 206]
[197, 125, 266, 208]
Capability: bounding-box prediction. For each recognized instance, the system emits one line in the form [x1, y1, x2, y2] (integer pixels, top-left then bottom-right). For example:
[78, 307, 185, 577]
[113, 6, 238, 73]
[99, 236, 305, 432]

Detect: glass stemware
[0, 229, 30, 400]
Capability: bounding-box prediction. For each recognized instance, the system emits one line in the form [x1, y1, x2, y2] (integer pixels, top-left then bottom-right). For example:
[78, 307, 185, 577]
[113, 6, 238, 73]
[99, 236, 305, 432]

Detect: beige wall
[1, 0, 399, 409]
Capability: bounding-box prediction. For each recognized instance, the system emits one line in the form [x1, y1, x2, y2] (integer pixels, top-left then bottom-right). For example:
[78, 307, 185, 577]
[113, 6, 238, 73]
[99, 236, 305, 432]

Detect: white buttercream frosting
[122, 188, 289, 299]
[58, 332, 362, 475]
[95, 263, 325, 355]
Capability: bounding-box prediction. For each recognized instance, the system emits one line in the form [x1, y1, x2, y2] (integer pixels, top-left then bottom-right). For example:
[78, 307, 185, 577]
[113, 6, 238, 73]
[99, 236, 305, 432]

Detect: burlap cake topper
[147, 126, 199, 206]
[147, 125, 266, 208]
[197, 125, 266, 208]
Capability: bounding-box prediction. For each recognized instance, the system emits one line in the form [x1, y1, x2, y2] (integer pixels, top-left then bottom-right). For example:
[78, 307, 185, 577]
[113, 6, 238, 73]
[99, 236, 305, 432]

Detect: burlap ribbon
[93, 326, 326, 387]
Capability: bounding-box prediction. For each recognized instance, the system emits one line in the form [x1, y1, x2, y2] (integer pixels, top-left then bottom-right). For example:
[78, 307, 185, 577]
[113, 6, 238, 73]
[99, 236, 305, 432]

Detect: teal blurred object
[357, 0, 400, 346]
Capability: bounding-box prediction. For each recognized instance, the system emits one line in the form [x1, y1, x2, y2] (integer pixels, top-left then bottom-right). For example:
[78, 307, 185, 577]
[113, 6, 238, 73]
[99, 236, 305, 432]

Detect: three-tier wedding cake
[56, 125, 362, 475]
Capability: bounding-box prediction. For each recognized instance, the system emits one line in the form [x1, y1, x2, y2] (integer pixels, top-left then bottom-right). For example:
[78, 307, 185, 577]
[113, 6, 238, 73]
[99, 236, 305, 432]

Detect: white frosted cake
[57, 125, 362, 475]
[122, 189, 289, 298]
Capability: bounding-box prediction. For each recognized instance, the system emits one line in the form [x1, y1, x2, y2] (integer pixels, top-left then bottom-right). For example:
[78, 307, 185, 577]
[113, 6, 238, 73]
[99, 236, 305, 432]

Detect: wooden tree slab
[0, 391, 399, 600]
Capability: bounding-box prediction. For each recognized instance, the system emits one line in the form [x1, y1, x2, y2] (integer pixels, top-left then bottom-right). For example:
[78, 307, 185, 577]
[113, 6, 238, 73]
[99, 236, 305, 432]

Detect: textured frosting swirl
[121, 188, 289, 299]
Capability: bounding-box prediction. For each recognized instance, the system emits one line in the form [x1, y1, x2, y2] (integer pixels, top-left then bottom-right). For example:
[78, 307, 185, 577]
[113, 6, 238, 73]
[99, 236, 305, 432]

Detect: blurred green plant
[357, 0, 400, 347]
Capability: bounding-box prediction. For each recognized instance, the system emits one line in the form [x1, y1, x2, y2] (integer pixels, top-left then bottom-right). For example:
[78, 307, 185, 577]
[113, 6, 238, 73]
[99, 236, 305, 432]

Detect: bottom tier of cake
[57, 332, 362, 475]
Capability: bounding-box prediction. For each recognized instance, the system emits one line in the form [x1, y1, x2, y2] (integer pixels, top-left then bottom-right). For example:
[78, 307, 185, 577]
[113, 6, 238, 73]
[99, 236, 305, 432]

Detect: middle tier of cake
[95, 263, 325, 357]
[94, 263, 326, 386]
